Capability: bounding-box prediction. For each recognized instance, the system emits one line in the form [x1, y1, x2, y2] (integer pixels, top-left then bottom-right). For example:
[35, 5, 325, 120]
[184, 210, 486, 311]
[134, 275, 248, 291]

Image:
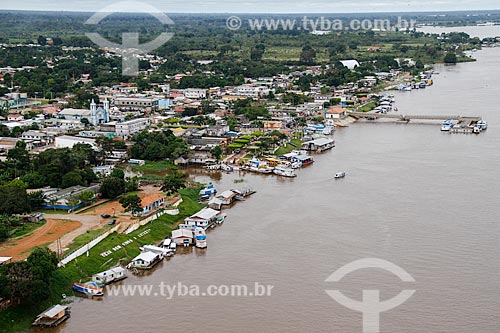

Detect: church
[58, 99, 110, 126]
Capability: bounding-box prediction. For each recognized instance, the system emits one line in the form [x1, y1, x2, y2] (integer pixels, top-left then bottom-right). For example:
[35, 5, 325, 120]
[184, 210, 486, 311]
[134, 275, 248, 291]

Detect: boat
[248, 159, 273, 174]
[92, 267, 127, 286]
[273, 164, 297, 177]
[199, 183, 217, 196]
[194, 227, 207, 249]
[334, 172, 346, 179]
[441, 119, 454, 131]
[73, 281, 104, 297]
[477, 120, 488, 131]
[32, 305, 71, 327]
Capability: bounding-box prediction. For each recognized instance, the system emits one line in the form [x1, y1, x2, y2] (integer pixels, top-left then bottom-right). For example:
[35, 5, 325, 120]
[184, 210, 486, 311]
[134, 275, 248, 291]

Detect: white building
[339, 60, 360, 70]
[55, 135, 97, 149]
[232, 85, 270, 97]
[115, 118, 151, 138]
[183, 88, 207, 99]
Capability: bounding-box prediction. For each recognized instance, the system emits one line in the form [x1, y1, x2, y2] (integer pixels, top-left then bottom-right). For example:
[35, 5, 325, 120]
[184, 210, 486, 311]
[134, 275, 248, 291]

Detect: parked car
[108, 219, 117, 225]
[101, 214, 111, 218]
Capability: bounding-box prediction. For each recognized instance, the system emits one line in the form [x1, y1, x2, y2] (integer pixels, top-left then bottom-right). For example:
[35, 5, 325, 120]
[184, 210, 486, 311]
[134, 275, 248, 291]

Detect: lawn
[275, 139, 303, 156]
[357, 102, 378, 113]
[8, 220, 46, 239]
[132, 160, 176, 173]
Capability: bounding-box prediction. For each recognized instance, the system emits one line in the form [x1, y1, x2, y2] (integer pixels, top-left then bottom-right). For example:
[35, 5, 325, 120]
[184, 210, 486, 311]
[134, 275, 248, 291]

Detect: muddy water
[50, 48, 500, 333]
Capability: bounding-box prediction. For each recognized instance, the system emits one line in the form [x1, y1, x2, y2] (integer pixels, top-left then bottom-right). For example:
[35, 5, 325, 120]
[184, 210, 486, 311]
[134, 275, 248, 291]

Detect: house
[32, 304, 71, 327]
[21, 130, 52, 146]
[92, 267, 127, 285]
[302, 138, 335, 152]
[139, 193, 165, 216]
[171, 229, 194, 246]
[127, 251, 162, 270]
[7, 113, 23, 121]
[183, 207, 220, 229]
[326, 108, 348, 119]
[208, 189, 241, 210]
[263, 120, 283, 130]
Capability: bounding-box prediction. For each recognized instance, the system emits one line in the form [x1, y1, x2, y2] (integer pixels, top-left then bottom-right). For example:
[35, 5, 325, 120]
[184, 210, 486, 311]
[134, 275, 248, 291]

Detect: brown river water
[46, 47, 500, 333]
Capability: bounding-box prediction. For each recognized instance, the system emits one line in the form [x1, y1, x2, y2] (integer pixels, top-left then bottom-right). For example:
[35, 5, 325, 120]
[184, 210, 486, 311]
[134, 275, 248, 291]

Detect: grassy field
[0, 187, 204, 333]
[132, 160, 176, 173]
[275, 139, 303, 156]
[8, 220, 47, 239]
[357, 102, 378, 113]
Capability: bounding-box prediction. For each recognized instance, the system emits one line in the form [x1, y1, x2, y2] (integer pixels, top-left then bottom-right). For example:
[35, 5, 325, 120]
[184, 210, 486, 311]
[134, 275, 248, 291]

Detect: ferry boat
[334, 172, 346, 179]
[273, 165, 297, 178]
[194, 227, 207, 249]
[441, 119, 454, 131]
[73, 281, 104, 297]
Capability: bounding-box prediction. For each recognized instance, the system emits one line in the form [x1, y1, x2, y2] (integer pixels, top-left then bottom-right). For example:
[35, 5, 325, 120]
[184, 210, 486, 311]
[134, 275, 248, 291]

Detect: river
[50, 47, 500, 333]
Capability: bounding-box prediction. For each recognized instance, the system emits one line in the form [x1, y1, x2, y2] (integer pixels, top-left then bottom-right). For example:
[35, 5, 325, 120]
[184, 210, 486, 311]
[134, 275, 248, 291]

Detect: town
[0, 9, 498, 332]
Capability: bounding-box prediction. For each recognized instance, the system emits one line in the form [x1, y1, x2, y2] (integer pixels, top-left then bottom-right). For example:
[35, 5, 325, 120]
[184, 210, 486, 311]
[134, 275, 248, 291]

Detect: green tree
[61, 170, 84, 188]
[0, 184, 30, 214]
[161, 171, 187, 195]
[100, 177, 126, 199]
[78, 190, 95, 203]
[110, 168, 125, 180]
[119, 194, 143, 215]
[444, 52, 458, 64]
[210, 146, 223, 161]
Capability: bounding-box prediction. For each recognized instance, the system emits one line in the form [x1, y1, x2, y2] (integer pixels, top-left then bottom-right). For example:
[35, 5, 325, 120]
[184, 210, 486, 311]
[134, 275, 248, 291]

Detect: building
[113, 96, 158, 112]
[139, 193, 165, 216]
[21, 130, 53, 146]
[183, 88, 207, 99]
[115, 118, 151, 138]
[301, 138, 335, 152]
[42, 185, 100, 211]
[339, 60, 360, 70]
[171, 229, 194, 246]
[127, 251, 162, 269]
[326, 108, 348, 119]
[55, 136, 96, 149]
[208, 189, 241, 210]
[32, 304, 70, 328]
[205, 125, 229, 137]
[58, 99, 109, 126]
[0, 257, 12, 266]
[183, 207, 220, 229]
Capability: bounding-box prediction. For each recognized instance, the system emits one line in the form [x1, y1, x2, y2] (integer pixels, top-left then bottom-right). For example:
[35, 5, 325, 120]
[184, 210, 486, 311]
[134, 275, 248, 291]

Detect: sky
[0, 0, 499, 13]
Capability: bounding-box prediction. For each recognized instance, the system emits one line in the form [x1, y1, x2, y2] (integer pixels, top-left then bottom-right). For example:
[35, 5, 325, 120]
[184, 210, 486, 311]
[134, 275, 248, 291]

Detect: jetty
[348, 111, 482, 123]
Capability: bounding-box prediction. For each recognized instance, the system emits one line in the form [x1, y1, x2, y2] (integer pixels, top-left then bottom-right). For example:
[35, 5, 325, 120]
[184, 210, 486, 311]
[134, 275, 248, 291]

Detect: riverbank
[0, 187, 204, 333]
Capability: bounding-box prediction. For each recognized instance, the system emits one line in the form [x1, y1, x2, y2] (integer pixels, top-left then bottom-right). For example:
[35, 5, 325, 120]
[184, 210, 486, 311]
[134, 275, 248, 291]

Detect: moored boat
[73, 281, 104, 297]
[273, 165, 297, 177]
[441, 119, 454, 131]
[194, 227, 207, 249]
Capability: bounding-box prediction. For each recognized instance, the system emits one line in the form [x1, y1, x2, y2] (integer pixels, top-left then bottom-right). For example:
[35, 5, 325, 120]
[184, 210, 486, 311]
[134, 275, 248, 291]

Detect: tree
[100, 177, 126, 199]
[61, 170, 84, 188]
[161, 171, 187, 195]
[0, 184, 31, 214]
[210, 146, 223, 161]
[27, 191, 45, 209]
[78, 190, 95, 203]
[110, 168, 125, 180]
[444, 52, 458, 64]
[300, 45, 316, 64]
[119, 194, 143, 215]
